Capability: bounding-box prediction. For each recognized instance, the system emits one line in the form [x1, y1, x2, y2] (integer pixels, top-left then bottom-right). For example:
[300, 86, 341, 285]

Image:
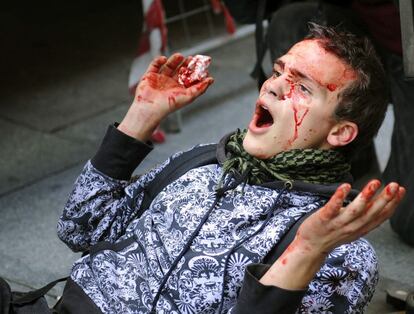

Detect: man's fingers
[173, 56, 193, 79]
[360, 179, 382, 200]
[398, 186, 406, 201]
[342, 180, 381, 222]
[345, 182, 400, 234]
[358, 186, 405, 236]
[181, 56, 193, 69]
[186, 77, 214, 97]
[168, 78, 214, 111]
[362, 182, 399, 219]
[319, 183, 351, 221]
[160, 53, 185, 76]
[144, 56, 168, 74]
[366, 182, 400, 216]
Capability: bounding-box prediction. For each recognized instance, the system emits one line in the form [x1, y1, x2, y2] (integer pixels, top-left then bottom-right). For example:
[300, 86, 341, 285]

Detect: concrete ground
[1, 3, 413, 312]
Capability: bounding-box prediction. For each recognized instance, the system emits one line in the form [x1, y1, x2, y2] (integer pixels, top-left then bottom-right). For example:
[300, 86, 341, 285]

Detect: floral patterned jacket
[57, 125, 378, 314]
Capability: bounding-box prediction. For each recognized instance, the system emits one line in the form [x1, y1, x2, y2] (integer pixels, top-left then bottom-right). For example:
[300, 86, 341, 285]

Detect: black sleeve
[91, 124, 153, 180]
[232, 264, 306, 314]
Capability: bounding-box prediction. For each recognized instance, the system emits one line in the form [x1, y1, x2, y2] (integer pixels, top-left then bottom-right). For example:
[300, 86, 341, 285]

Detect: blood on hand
[178, 55, 211, 87]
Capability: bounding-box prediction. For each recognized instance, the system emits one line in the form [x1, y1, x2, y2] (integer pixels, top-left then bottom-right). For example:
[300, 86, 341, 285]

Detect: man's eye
[272, 71, 281, 78]
[299, 84, 311, 95]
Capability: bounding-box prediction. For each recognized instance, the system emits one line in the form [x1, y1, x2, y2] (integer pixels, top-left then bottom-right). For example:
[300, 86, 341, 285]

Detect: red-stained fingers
[160, 53, 185, 76]
[172, 56, 193, 80]
[180, 56, 193, 69]
[168, 78, 214, 110]
[360, 179, 382, 200]
[345, 182, 400, 234]
[357, 186, 405, 236]
[341, 180, 381, 222]
[187, 77, 214, 96]
[144, 56, 168, 74]
[318, 183, 351, 221]
[363, 182, 399, 218]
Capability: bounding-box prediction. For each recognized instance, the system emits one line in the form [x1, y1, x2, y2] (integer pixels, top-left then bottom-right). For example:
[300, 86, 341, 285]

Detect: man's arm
[57, 54, 214, 252]
[118, 53, 213, 142]
[260, 180, 404, 291]
[231, 180, 404, 314]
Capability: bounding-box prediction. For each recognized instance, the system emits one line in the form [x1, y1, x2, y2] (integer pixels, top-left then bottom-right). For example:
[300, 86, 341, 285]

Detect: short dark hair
[306, 23, 388, 158]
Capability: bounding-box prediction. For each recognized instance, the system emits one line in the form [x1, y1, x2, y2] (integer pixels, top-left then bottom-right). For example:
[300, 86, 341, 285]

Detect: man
[229, 0, 414, 245]
[56, 24, 404, 313]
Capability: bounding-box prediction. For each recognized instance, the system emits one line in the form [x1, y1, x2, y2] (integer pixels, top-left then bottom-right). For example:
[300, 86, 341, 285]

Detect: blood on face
[279, 78, 311, 146]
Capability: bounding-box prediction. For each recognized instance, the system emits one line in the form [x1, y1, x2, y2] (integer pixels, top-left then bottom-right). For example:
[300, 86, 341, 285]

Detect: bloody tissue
[178, 55, 211, 87]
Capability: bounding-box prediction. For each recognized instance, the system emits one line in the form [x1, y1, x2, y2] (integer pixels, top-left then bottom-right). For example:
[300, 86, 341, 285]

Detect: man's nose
[267, 74, 292, 101]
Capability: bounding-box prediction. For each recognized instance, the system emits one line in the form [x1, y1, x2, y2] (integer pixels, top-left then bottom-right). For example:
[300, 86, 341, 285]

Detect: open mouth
[255, 103, 274, 128]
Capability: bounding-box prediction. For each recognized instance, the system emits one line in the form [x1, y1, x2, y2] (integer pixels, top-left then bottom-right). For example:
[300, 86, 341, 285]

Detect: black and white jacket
[57, 125, 378, 314]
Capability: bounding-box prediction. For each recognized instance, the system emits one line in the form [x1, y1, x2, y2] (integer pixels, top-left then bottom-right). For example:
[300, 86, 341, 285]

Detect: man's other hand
[260, 180, 405, 290]
[297, 180, 406, 255]
[118, 53, 214, 142]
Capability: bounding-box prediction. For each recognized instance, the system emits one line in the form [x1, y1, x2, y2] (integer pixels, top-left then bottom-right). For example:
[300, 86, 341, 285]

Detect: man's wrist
[118, 102, 161, 142]
[117, 107, 159, 142]
[260, 238, 327, 290]
[117, 120, 154, 143]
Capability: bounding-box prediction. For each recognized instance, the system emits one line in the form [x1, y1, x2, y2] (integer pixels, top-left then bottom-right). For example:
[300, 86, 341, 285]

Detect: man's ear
[327, 121, 358, 147]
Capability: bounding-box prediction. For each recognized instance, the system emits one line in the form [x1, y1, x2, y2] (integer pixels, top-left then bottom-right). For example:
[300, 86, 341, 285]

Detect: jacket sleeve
[297, 238, 379, 313]
[57, 124, 174, 252]
[230, 264, 306, 314]
[230, 238, 378, 314]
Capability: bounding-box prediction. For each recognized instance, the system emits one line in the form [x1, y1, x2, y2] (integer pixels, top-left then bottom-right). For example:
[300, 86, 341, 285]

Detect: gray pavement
[1, 25, 413, 313]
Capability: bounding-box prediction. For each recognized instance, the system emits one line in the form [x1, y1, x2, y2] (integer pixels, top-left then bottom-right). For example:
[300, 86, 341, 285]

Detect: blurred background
[0, 1, 413, 313]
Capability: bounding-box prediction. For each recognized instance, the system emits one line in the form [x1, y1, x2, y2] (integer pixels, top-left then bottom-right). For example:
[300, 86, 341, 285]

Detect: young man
[57, 24, 404, 313]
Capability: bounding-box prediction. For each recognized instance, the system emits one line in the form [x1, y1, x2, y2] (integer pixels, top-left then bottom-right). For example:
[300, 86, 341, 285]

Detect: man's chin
[243, 132, 287, 159]
[243, 136, 271, 159]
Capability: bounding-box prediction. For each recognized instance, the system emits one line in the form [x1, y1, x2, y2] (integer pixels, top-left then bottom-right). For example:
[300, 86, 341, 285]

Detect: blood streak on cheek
[288, 104, 309, 145]
[280, 80, 310, 145]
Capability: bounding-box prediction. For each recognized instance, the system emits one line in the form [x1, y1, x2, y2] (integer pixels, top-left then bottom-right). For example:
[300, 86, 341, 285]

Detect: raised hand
[118, 53, 214, 141]
[260, 180, 405, 290]
[296, 180, 405, 255]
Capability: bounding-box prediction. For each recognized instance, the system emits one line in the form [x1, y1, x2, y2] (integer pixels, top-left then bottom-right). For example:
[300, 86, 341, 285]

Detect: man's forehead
[277, 39, 357, 90]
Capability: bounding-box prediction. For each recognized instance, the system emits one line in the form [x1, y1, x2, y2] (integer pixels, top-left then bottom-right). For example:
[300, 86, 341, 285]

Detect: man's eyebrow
[290, 68, 315, 84]
[274, 59, 284, 69]
[274, 59, 317, 86]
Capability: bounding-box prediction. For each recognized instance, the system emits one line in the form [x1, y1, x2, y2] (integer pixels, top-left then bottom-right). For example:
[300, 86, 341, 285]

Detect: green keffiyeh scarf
[222, 129, 351, 185]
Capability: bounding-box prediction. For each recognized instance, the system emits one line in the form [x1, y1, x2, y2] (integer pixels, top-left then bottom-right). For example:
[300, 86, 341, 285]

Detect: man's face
[243, 39, 356, 159]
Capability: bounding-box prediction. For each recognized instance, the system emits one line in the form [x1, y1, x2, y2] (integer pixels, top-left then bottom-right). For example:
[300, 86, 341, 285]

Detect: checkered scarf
[222, 129, 351, 185]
